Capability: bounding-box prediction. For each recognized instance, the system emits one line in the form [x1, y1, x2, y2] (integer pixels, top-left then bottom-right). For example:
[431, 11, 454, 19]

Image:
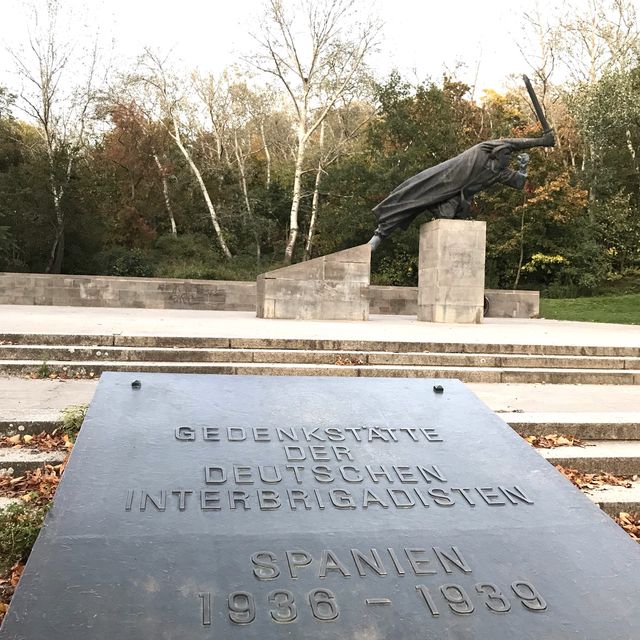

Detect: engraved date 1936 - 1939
[198, 581, 547, 628]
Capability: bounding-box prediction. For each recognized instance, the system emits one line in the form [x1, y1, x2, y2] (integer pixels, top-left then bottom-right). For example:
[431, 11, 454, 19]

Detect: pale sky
[100, 0, 529, 91]
[1, 0, 638, 96]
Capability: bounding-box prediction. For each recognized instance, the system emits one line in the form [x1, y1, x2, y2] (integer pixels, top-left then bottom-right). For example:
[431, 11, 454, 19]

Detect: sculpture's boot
[368, 235, 382, 251]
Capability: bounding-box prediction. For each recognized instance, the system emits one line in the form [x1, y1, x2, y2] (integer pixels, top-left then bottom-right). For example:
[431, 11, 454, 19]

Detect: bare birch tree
[8, 0, 104, 273]
[192, 71, 234, 167]
[228, 82, 262, 264]
[304, 97, 374, 259]
[152, 149, 178, 235]
[556, 1, 638, 200]
[519, 5, 560, 122]
[252, 0, 380, 262]
[559, 0, 639, 85]
[136, 51, 232, 259]
[518, 0, 639, 201]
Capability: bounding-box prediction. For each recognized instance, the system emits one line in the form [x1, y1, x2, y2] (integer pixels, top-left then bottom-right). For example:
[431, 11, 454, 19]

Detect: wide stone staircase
[1, 330, 639, 516]
[0, 332, 640, 383]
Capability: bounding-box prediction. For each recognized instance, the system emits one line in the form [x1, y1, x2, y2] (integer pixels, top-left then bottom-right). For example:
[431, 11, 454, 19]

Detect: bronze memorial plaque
[2, 372, 640, 638]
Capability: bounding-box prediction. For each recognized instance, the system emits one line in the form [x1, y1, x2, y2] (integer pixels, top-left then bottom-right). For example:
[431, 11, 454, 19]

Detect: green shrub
[97, 248, 154, 277]
[154, 234, 273, 281]
[596, 268, 640, 295]
[36, 362, 50, 378]
[159, 262, 219, 280]
[371, 250, 418, 286]
[544, 282, 581, 299]
[0, 224, 15, 269]
[59, 404, 88, 442]
[0, 503, 47, 572]
[205, 254, 268, 281]
[153, 234, 222, 280]
[153, 233, 217, 263]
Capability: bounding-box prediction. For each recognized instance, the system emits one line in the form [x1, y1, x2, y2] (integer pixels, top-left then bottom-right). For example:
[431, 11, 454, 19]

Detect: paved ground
[2, 376, 639, 421]
[0, 377, 96, 420]
[470, 382, 640, 413]
[2, 304, 640, 347]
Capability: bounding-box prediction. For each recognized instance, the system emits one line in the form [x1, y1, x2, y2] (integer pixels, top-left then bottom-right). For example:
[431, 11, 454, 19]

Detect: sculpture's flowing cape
[372, 141, 524, 235]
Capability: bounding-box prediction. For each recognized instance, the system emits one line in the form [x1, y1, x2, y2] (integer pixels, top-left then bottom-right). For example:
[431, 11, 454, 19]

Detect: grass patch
[540, 293, 640, 324]
[36, 362, 50, 378]
[0, 503, 47, 573]
[59, 404, 88, 442]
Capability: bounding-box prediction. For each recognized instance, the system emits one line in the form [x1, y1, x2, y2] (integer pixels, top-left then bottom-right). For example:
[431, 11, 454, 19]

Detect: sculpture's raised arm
[501, 130, 555, 151]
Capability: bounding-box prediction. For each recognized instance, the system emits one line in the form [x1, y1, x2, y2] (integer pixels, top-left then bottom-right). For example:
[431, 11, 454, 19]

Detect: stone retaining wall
[367, 285, 539, 318]
[0, 272, 539, 318]
[0, 272, 256, 311]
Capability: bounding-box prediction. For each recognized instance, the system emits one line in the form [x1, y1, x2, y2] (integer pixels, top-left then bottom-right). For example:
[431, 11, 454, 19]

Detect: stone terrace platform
[1, 304, 639, 348]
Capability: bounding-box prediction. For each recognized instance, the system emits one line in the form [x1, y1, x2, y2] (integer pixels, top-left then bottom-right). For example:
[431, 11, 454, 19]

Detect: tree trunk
[513, 198, 527, 289]
[153, 152, 177, 235]
[626, 128, 639, 175]
[234, 132, 261, 266]
[212, 127, 223, 162]
[284, 127, 307, 263]
[46, 222, 64, 273]
[588, 142, 597, 207]
[171, 118, 232, 259]
[49, 229, 65, 274]
[45, 164, 68, 274]
[304, 120, 325, 261]
[46, 226, 65, 274]
[260, 122, 271, 188]
[547, 115, 568, 170]
[234, 132, 252, 223]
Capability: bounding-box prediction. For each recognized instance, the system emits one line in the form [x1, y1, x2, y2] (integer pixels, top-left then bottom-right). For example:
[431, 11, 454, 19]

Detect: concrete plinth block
[419, 304, 484, 324]
[418, 219, 486, 324]
[484, 289, 540, 318]
[256, 245, 371, 320]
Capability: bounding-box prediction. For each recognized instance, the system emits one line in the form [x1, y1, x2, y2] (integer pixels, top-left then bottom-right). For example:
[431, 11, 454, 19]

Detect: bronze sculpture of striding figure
[368, 76, 555, 250]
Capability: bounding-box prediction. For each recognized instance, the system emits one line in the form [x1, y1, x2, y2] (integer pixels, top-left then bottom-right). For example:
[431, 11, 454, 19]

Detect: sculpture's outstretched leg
[368, 233, 382, 251]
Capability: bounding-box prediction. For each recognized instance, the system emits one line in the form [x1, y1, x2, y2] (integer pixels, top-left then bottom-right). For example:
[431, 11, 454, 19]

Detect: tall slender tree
[136, 51, 233, 259]
[9, 0, 104, 273]
[252, 0, 380, 262]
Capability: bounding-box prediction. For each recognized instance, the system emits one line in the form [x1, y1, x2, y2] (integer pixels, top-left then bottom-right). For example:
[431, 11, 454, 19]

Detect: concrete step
[471, 382, 640, 413]
[371, 352, 640, 370]
[2, 332, 640, 358]
[2, 377, 638, 419]
[0, 449, 66, 474]
[502, 413, 640, 440]
[0, 359, 639, 384]
[0, 420, 62, 437]
[3, 413, 639, 440]
[1, 378, 638, 440]
[585, 481, 640, 516]
[8, 447, 639, 516]
[539, 441, 640, 476]
[1, 344, 638, 371]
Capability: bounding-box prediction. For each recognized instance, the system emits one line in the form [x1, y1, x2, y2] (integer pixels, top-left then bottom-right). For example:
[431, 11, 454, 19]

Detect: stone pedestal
[418, 219, 486, 323]
[485, 289, 540, 318]
[256, 245, 370, 320]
